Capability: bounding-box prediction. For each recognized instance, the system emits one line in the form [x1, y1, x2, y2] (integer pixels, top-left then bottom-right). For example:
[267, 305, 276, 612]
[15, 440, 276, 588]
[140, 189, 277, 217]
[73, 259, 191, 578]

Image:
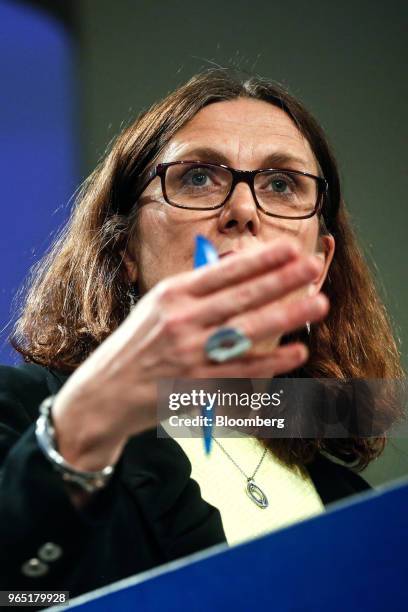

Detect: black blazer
[0, 363, 370, 599]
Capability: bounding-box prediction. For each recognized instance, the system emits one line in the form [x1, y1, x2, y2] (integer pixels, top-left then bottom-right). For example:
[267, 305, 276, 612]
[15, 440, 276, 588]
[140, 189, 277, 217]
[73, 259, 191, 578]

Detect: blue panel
[0, 0, 78, 364]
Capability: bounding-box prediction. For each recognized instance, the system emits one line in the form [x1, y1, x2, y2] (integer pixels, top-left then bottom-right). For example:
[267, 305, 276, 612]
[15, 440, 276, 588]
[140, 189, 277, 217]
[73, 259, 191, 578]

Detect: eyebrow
[169, 146, 311, 171]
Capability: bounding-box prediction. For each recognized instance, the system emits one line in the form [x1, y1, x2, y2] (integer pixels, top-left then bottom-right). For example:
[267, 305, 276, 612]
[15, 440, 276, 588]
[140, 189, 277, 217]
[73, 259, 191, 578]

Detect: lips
[219, 250, 237, 259]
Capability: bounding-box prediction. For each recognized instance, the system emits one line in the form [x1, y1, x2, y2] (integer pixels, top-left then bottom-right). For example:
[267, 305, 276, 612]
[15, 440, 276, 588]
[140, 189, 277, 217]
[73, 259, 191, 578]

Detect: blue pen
[193, 235, 219, 455]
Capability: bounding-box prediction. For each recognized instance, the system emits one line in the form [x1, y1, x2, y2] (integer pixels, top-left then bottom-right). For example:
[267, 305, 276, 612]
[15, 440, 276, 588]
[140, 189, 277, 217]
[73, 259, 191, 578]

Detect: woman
[0, 69, 403, 596]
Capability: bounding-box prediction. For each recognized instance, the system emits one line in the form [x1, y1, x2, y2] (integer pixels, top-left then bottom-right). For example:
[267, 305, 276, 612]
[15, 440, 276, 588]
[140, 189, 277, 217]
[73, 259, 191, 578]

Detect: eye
[182, 167, 213, 187]
[191, 172, 208, 186]
[257, 171, 298, 196]
[271, 178, 290, 193]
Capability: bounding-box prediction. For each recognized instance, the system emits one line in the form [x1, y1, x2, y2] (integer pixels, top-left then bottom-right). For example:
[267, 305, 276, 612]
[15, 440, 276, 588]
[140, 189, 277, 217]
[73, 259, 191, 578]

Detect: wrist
[51, 388, 127, 472]
[36, 396, 114, 492]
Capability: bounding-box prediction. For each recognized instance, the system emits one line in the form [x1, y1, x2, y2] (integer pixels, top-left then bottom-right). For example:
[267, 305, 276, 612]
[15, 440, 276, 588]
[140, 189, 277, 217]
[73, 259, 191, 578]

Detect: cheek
[263, 217, 319, 253]
[134, 208, 216, 289]
[135, 208, 183, 267]
[137, 207, 174, 241]
[276, 219, 320, 304]
[138, 206, 215, 247]
[299, 221, 320, 254]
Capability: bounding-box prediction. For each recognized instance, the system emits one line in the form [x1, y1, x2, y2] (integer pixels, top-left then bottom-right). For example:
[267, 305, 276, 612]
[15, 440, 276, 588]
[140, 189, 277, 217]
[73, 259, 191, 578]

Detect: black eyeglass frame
[136, 160, 328, 220]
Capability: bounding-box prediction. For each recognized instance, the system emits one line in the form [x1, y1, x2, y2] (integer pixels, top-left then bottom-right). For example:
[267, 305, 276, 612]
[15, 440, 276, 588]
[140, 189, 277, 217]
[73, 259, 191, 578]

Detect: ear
[309, 233, 335, 296]
[120, 249, 138, 284]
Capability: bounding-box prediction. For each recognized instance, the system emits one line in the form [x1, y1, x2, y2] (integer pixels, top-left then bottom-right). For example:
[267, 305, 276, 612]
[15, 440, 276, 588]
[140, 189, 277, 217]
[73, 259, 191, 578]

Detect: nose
[217, 181, 261, 236]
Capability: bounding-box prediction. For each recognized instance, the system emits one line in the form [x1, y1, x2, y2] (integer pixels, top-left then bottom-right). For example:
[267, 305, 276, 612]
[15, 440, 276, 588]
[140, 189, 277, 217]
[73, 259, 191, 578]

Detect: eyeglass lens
[165, 163, 317, 216]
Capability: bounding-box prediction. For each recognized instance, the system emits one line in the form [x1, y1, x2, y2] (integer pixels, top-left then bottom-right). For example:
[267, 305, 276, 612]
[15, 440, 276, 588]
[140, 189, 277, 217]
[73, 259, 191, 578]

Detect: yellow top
[173, 434, 325, 546]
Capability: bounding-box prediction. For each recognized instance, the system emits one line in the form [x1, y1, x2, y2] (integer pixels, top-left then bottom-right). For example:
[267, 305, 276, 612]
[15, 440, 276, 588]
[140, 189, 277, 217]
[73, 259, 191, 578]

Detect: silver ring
[205, 327, 253, 363]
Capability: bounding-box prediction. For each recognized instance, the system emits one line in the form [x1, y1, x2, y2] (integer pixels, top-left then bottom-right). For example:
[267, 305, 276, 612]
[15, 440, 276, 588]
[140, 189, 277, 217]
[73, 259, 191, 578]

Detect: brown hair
[10, 68, 404, 470]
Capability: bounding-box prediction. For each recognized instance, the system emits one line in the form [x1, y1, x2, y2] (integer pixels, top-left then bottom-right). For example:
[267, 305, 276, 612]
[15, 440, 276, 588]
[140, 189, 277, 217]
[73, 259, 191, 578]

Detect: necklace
[211, 437, 269, 509]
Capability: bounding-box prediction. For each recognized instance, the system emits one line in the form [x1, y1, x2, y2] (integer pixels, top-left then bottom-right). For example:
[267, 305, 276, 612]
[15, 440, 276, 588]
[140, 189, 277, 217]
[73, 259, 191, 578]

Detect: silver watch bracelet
[35, 395, 114, 494]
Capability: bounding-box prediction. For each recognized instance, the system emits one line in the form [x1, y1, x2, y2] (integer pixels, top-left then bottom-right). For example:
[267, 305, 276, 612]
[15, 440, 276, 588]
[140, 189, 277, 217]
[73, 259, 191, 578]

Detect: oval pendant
[246, 478, 269, 509]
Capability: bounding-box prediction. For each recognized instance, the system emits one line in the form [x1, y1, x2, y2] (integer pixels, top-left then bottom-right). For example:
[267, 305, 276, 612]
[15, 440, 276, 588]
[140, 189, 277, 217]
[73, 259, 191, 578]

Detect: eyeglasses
[137, 161, 328, 220]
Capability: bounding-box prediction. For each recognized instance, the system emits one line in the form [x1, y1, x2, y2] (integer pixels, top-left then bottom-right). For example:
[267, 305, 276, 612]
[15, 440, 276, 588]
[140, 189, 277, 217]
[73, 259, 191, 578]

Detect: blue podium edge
[56, 473, 408, 611]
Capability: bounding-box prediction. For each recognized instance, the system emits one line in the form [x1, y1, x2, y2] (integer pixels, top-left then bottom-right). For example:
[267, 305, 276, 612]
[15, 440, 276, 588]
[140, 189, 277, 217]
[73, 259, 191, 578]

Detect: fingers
[140, 237, 329, 386]
[195, 342, 309, 378]
[184, 292, 327, 367]
[168, 236, 302, 297]
[149, 288, 328, 371]
[231, 293, 329, 345]
[194, 253, 323, 327]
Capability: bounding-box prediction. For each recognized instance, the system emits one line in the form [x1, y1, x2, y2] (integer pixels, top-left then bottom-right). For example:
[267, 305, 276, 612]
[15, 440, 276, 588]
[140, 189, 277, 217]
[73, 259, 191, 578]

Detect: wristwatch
[35, 395, 114, 493]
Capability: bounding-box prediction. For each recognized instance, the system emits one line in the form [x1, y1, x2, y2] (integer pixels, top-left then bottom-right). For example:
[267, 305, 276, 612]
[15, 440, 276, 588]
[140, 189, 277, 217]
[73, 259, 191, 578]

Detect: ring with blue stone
[205, 327, 253, 363]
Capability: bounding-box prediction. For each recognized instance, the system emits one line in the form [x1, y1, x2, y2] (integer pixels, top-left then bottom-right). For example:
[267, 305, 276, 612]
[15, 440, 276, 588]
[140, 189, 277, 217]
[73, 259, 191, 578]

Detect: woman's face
[125, 98, 334, 297]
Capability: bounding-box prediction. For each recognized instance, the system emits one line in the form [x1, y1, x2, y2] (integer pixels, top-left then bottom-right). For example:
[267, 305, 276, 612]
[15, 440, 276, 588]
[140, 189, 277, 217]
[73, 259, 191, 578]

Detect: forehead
[160, 98, 318, 173]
